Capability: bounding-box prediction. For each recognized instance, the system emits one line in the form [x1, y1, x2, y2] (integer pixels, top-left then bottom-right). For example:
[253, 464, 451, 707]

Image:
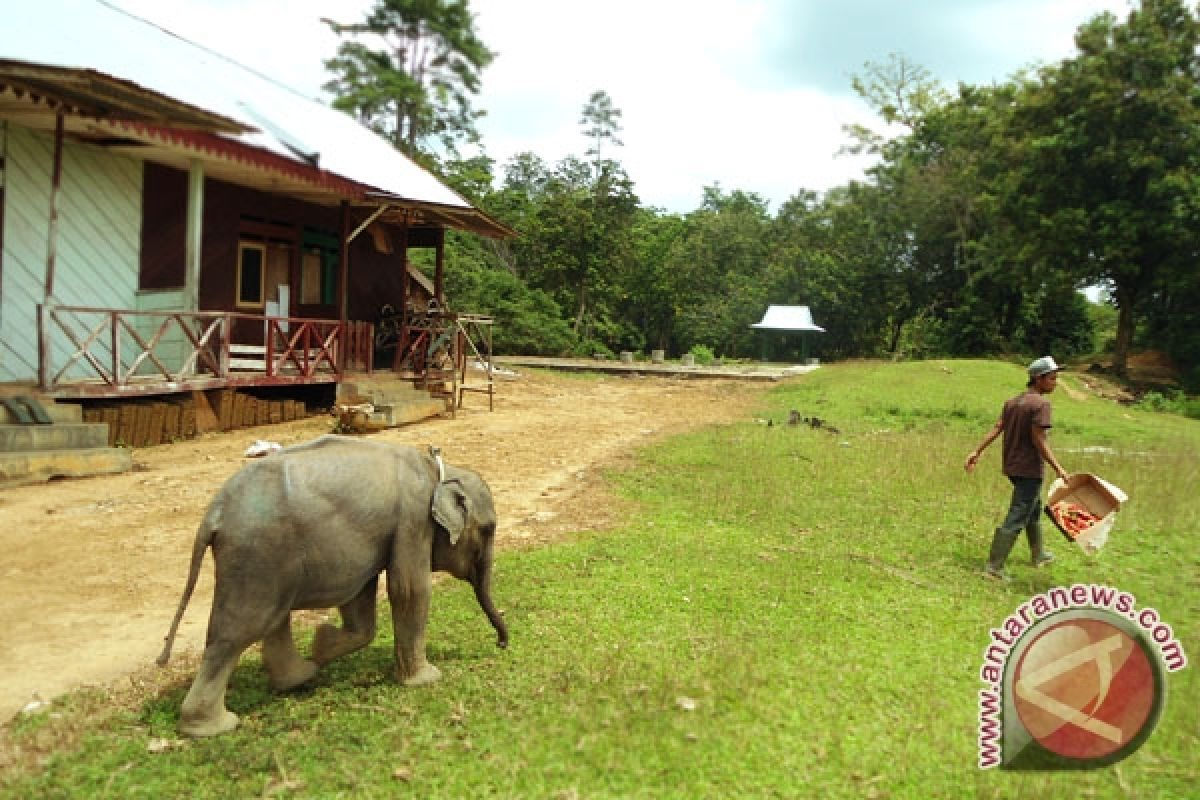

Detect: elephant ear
[431, 479, 471, 546]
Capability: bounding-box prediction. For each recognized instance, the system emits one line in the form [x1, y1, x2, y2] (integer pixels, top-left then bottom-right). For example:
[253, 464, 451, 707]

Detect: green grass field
[3, 360, 1196, 798]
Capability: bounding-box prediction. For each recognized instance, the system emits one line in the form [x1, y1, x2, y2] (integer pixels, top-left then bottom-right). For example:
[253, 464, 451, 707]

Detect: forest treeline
[326, 0, 1200, 388]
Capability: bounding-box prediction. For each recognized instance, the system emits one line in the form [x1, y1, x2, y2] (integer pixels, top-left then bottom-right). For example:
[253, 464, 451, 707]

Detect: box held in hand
[1044, 473, 1128, 555]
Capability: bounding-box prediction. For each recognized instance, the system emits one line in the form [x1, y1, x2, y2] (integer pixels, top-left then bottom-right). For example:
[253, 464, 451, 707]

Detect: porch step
[0, 393, 133, 488]
[337, 378, 448, 429]
[0, 447, 133, 489]
[0, 423, 111, 452]
[366, 399, 447, 428]
[229, 344, 336, 373]
[0, 395, 82, 425]
[228, 344, 267, 371]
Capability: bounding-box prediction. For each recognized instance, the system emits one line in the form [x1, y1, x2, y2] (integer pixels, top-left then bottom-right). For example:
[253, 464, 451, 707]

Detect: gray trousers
[1000, 475, 1043, 535]
[986, 475, 1050, 570]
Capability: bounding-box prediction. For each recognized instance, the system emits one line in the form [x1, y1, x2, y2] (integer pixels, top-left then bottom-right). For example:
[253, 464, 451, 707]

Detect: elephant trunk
[472, 566, 508, 649]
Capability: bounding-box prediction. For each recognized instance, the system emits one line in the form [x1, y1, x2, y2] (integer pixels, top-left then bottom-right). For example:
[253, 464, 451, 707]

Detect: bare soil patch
[1079, 349, 1184, 402]
[0, 369, 771, 729]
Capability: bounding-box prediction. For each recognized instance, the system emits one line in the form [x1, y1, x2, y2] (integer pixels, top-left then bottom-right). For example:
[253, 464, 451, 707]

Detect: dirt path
[0, 370, 771, 725]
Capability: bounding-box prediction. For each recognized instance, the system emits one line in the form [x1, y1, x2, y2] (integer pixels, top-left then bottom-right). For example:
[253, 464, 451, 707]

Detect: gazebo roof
[750, 305, 825, 332]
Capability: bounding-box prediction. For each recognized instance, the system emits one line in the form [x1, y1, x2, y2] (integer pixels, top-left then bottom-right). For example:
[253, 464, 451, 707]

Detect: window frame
[235, 240, 267, 309]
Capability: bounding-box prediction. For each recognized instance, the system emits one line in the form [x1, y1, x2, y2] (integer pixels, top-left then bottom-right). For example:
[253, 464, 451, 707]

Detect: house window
[237, 241, 266, 308]
[300, 247, 338, 305]
[301, 228, 339, 306]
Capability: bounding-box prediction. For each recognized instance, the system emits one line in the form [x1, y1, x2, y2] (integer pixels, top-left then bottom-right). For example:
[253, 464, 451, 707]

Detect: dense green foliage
[4, 362, 1196, 797]
[327, 1, 1200, 389]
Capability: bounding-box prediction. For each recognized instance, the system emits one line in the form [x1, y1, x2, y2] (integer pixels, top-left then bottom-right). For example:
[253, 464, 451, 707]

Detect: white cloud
[469, 0, 880, 210]
[105, 0, 1133, 213]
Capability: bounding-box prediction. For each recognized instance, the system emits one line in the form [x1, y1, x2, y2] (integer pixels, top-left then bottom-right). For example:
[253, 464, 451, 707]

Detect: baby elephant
[157, 435, 507, 737]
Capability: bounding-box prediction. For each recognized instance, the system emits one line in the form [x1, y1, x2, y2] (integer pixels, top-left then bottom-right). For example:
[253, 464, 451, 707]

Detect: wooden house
[0, 1, 510, 407]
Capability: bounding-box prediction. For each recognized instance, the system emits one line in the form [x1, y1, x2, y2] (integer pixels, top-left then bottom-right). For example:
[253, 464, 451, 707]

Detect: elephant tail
[156, 513, 219, 666]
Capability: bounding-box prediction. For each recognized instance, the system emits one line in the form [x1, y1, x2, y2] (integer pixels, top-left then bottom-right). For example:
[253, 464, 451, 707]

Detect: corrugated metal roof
[750, 305, 825, 332]
[0, 61, 249, 131]
[0, 0, 512, 237]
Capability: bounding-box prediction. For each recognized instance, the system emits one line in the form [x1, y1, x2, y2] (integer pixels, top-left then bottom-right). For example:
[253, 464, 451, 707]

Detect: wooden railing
[386, 309, 494, 413]
[37, 305, 374, 393]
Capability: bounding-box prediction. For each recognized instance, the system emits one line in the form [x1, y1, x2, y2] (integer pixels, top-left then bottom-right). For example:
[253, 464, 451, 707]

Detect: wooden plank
[229, 357, 267, 371]
[181, 405, 197, 439]
[163, 402, 182, 443]
[241, 395, 257, 428]
[101, 407, 120, 447]
[132, 404, 152, 448]
[231, 393, 247, 429]
[222, 391, 238, 431]
[229, 343, 267, 372]
[268, 400, 283, 424]
[116, 404, 137, 448]
[193, 390, 221, 434]
[144, 403, 167, 446]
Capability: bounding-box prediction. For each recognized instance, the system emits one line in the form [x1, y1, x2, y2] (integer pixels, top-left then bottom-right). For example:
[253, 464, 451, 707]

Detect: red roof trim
[115, 120, 368, 200]
[109, 120, 515, 238]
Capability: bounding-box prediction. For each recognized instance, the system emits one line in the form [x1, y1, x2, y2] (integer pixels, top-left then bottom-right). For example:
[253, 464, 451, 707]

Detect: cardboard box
[1044, 473, 1127, 548]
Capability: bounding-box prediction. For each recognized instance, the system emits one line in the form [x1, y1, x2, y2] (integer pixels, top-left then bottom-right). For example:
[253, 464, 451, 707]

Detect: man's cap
[1028, 356, 1061, 378]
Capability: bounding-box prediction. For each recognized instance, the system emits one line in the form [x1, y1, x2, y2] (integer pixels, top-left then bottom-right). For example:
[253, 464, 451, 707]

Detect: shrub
[574, 339, 614, 359]
[1137, 390, 1200, 420]
[689, 344, 715, 365]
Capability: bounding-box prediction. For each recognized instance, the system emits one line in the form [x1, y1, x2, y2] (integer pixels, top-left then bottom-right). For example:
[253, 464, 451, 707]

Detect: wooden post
[338, 201, 350, 374]
[184, 159, 205, 311]
[37, 303, 48, 389]
[111, 311, 121, 385]
[398, 211, 410, 313]
[434, 226, 445, 305]
[338, 200, 350, 328]
[44, 111, 64, 300]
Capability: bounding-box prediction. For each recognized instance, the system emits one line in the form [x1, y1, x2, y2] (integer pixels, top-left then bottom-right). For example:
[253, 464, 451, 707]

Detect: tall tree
[842, 55, 973, 356]
[842, 53, 950, 158]
[323, 0, 494, 161]
[996, 0, 1200, 375]
[579, 90, 624, 172]
[666, 186, 772, 357]
[519, 92, 638, 345]
[519, 156, 639, 344]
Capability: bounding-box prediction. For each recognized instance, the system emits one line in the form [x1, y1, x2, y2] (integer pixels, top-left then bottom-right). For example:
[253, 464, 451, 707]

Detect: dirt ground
[0, 369, 770, 728]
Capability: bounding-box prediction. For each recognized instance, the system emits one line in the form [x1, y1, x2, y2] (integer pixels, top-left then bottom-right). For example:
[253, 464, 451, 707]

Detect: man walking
[965, 357, 1070, 580]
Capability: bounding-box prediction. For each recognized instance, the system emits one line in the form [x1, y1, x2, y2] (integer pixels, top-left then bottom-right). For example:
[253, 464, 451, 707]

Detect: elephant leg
[178, 569, 296, 736]
[262, 614, 319, 691]
[179, 639, 245, 737]
[387, 569, 441, 686]
[312, 576, 379, 666]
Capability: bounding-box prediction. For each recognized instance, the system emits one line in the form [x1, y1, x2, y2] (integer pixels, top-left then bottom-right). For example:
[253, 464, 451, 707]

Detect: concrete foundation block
[0, 423, 111, 452]
[0, 447, 133, 488]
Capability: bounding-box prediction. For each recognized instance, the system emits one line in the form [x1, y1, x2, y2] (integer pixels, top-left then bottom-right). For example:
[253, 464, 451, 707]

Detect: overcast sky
[108, 0, 1134, 213]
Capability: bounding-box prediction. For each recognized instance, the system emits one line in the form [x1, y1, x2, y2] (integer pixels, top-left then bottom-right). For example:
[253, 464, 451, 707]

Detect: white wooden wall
[134, 288, 191, 372]
[0, 123, 143, 382]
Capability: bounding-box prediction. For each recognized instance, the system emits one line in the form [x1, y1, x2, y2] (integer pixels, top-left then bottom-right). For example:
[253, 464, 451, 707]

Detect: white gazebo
[750, 305, 825, 363]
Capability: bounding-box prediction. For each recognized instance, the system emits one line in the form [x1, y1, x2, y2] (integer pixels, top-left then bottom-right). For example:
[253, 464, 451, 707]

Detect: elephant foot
[179, 708, 239, 738]
[312, 623, 371, 666]
[401, 662, 442, 687]
[268, 658, 319, 692]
